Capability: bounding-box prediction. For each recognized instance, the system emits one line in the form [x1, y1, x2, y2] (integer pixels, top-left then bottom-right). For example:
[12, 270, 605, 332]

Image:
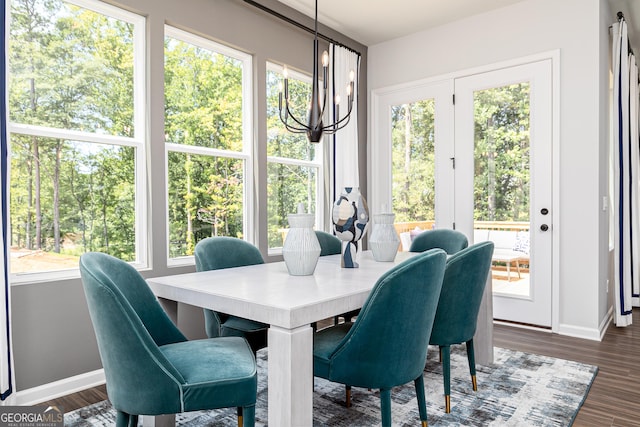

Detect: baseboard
[556, 322, 604, 341]
[1, 369, 105, 406]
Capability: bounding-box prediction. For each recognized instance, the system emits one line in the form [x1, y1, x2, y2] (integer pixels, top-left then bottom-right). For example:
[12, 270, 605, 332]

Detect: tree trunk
[403, 104, 412, 215]
[487, 117, 496, 221]
[53, 140, 62, 253]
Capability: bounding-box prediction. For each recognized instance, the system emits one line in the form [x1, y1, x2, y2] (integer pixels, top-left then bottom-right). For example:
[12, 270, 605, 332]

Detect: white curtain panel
[630, 55, 640, 306]
[612, 18, 636, 327]
[329, 44, 360, 200]
[1, 0, 14, 399]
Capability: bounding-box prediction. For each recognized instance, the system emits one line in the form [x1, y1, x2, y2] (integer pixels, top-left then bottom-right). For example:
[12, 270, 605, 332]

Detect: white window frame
[8, 0, 147, 284]
[164, 26, 254, 267]
[266, 62, 324, 255]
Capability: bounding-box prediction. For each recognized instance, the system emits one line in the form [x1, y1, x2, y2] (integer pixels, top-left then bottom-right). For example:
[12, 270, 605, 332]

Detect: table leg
[142, 414, 175, 427]
[474, 273, 494, 365]
[267, 325, 314, 427]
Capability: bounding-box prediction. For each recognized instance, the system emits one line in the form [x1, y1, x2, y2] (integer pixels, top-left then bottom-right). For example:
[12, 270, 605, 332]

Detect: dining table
[146, 250, 493, 427]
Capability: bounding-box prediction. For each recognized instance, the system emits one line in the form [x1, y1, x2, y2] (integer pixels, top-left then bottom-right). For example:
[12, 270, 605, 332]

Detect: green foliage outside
[164, 36, 246, 257]
[474, 84, 530, 222]
[391, 100, 436, 223]
[266, 69, 318, 249]
[391, 84, 530, 225]
[8, 0, 137, 266]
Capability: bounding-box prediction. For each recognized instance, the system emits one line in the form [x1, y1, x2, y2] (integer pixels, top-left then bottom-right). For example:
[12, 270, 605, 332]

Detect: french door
[371, 59, 554, 328]
[455, 60, 553, 328]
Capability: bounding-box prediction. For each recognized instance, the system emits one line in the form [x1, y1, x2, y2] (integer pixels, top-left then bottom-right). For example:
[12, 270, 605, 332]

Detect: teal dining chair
[409, 228, 469, 254]
[429, 241, 494, 413]
[194, 236, 268, 354]
[315, 230, 342, 256]
[79, 252, 257, 427]
[313, 249, 447, 427]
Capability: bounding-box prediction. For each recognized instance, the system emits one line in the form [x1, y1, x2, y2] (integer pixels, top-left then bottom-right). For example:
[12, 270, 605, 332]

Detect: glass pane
[167, 151, 244, 258]
[473, 83, 531, 296]
[164, 37, 244, 151]
[9, 135, 136, 274]
[267, 162, 317, 249]
[391, 100, 436, 223]
[8, 0, 135, 137]
[266, 69, 315, 161]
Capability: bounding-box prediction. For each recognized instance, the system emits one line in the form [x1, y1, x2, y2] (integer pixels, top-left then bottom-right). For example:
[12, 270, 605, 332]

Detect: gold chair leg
[346, 385, 352, 408]
[472, 374, 478, 391]
[421, 421, 428, 427]
[445, 395, 451, 413]
[237, 407, 242, 427]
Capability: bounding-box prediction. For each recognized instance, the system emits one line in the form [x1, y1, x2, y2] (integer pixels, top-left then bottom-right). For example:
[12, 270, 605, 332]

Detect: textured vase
[282, 213, 321, 276]
[332, 187, 370, 268]
[370, 213, 400, 262]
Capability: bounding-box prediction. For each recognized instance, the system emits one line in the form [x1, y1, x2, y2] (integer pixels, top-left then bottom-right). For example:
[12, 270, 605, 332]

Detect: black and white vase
[331, 187, 370, 268]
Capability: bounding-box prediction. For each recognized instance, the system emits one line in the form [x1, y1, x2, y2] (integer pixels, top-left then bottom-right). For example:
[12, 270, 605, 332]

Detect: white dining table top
[147, 250, 416, 330]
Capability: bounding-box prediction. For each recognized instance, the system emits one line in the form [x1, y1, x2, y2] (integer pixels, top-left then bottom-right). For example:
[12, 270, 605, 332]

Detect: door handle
[540, 224, 549, 232]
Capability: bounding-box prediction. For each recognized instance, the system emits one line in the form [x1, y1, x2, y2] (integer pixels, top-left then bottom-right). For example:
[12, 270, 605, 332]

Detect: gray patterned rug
[65, 346, 597, 426]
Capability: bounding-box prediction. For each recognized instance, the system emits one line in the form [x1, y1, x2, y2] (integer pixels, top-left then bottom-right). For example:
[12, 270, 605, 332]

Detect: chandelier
[278, 0, 356, 143]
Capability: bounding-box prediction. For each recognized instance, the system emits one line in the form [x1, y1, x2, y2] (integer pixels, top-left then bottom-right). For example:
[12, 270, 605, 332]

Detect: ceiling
[277, 0, 640, 49]
[274, 0, 528, 46]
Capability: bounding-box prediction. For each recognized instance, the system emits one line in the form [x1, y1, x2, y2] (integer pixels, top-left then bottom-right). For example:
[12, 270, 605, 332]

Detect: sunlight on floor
[491, 268, 530, 298]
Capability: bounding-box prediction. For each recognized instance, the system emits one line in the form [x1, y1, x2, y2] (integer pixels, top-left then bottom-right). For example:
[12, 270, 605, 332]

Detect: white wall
[368, 0, 609, 338]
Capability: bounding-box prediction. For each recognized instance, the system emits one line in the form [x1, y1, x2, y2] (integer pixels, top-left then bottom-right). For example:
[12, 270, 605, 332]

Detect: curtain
[329, 44, 360, 201]
[612, 17, 638, 327]
[1, 0, 14, 399]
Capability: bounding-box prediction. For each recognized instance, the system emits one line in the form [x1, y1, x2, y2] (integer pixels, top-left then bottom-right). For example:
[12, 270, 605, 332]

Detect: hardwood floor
[45, 310, 640, 425]
[494, 308, 640, 427]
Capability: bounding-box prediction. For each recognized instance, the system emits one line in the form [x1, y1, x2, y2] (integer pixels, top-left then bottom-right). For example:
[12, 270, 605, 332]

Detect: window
[266, 63, 323, 253]
[164, 27, 253, 263]
[7, 0, 145, 279]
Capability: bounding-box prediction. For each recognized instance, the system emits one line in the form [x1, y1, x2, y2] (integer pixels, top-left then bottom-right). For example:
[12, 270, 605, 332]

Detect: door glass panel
[473, 83, 531, 298]
[391, 100, 436, 250]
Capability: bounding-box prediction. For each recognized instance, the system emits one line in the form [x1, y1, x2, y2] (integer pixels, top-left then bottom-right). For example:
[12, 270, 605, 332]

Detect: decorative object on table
[369, 207, 400, 262]
[282, 204, 321, 276]
[332, 187, 369, 268]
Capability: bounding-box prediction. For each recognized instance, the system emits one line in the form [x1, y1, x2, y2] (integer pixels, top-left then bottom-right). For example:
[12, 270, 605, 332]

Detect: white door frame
[369, 50, 560, 332]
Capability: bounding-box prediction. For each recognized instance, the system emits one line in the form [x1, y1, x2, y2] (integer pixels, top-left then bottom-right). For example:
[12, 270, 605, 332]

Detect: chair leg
[237, 407, 243, 427]
[128, 415, 138, 427]
[380, 388, 392, 427]
[441, 345, 451, 413]
[115, 411, 129, 427]
[345, 385, 352, 408]
[414, 374, 428, 427]
[241, 404, 255, 427]
[466, 339, 478, 391]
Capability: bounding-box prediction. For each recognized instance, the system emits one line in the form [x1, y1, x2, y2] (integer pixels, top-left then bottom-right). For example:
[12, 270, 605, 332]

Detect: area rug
[64, 346, 597, 426]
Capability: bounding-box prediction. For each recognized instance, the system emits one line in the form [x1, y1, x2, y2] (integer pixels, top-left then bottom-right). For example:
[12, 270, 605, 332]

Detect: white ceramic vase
[369, 213, 400, 262]
[282, 213, 321, 276]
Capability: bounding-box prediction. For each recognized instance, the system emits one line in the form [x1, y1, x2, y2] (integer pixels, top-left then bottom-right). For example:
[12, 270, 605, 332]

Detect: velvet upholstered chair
[79, 252, 257, 427]
[313, 249, 447, 427]
[429, 241, 495, 413]
[194, 236, 268, 354]
[315, 230, 342, 256]
[409, 228, 469, 254]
